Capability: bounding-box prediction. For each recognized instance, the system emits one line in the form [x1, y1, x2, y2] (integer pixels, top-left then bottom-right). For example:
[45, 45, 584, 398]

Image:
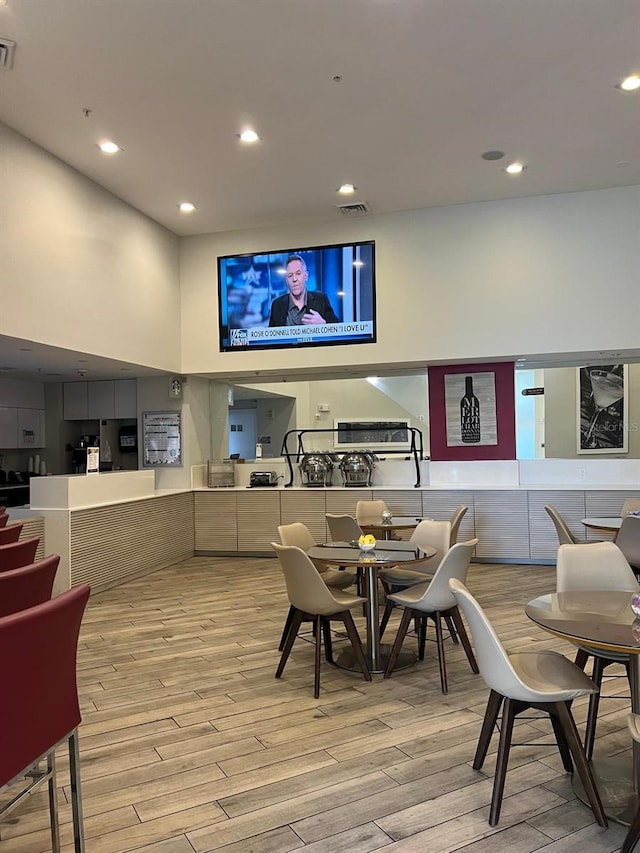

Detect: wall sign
[521, 387, 544, 396]
[142, 411, 182, 467]
[576, 364, 628, 455]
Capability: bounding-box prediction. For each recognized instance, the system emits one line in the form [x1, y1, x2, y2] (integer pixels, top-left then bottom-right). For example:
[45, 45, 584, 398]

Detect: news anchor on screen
[268, 254, 339, 327]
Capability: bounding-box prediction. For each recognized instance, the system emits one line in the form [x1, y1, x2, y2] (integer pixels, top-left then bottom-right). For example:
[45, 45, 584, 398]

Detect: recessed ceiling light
[481, 150, 505, 161]
[77, 359, 88, 363]
[98, 141, 121, 154]
[239, 129, 260, 144]
[338, 183, 356, 195]
[617, 75, 640, 92]
[504, 162, 526, 175]
[19, 347, 32, 352]
[178, 202, 197, 213]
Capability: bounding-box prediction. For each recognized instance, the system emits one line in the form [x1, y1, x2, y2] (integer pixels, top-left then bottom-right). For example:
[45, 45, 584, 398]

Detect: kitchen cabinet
[17, 408, 45, 448]
[88, 381, 115, 419]
[0, 407, 18, 448]
[63, 382, 88, 420]
[114, 380, 137, 419]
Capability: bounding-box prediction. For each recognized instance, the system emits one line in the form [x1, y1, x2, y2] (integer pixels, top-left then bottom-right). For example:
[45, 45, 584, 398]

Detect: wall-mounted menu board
[142, 411, 182, 467]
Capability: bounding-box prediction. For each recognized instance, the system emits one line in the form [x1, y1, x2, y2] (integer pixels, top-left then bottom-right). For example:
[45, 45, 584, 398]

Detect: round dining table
[308, 540, 436, 674]
[581, 517, 623, 532]
[358, 515, 427, 540]
[526, 589, 640, 824]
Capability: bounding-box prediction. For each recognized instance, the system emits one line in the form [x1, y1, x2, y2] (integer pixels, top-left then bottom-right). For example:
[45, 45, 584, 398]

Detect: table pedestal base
[573, 752, 635, 825]
[335, 645, 416, 675]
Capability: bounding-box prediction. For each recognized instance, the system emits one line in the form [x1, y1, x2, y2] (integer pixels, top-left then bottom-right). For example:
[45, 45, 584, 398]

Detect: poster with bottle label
[86, 446, 100, 474]
[444, 372, 497, 447]
[142, 411, 182, 467]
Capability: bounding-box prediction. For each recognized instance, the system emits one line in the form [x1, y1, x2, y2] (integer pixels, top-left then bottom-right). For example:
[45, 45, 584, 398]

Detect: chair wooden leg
[276, 609, 303, 678]
[434, 612, 448, 694]
[574, 647, 590, 671]
[68, 730, 86, 853]
[489, 696, 517, 826]
[621, 804, 640, 853]
[549, 710, 573, 773]
[379, 599, 395, 640]
[552, 700, 607, 828]
[584, 655, 606, 760]
[322, 618, 334, 663]
[473, 689, 503, 771]
[278, 604, 296, 651]
[314, 615, 323, 698]
[445, 613, 459, 644]
[47, 750, 61, 853]
[417, 616, 427, 660]
[342, 610, 372, 683]
[449, 606, 479, 674]
[384, 607, 414, 678]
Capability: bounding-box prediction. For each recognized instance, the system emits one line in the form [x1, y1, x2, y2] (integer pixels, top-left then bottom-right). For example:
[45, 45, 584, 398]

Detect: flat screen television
[217, 240, 376, 352]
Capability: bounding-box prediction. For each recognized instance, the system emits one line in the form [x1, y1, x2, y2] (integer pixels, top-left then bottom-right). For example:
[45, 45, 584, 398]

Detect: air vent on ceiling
[0, 38, 16, 70]
[336, 201, 370, 216]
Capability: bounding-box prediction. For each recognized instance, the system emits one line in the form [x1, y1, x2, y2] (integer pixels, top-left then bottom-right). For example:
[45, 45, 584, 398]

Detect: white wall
[0, 122, 181, 371]
[180, 185, 640, 376]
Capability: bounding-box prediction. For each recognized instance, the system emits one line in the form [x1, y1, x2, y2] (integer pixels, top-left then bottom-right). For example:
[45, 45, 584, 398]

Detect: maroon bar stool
[0, 537, 40, 573]
[0, 522, 24, 545]
[0, 584, 91, 852]
[0, 555, 59, 617]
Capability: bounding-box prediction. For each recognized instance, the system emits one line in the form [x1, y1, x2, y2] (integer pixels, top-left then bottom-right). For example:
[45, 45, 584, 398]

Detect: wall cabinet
[64, 379, 136, 420]
[17, 408, 45, 448]
[0, 407, 18, 448]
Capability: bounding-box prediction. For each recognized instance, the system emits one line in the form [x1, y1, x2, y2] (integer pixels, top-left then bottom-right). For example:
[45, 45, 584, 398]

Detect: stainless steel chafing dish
[299, 453, 334, 487]
[338, 451, 376, 487]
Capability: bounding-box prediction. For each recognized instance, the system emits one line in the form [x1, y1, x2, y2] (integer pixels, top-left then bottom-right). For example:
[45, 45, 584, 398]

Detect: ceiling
[0, 0, 638, 383]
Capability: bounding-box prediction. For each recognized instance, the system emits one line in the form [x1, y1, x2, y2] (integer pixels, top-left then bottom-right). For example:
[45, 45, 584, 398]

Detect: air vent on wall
[0, 38, 16, 70]
[336, 201, 370, 216]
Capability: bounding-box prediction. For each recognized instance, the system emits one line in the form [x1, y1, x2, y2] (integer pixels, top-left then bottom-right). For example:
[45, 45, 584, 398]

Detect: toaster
[249, 471, 278, 487]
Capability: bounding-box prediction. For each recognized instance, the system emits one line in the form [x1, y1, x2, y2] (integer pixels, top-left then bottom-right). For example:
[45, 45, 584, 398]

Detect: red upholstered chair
[0, 537, 39, 573]
[0, 513, 8, 528]
[0, 584, 91, 852]
[0, 522, 24, 545]
[0, 555, 59, 617]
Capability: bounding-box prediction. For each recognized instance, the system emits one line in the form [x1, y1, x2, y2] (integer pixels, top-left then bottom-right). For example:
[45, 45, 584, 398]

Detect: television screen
[218, 240, 376, 352]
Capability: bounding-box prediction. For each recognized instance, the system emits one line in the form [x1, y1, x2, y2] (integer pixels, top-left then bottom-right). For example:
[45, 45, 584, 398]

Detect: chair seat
[508, 650, 598, 702]
[320, 568, 356, 589]
[574, 642, 629, 663]
[325, 589, 366, 612]
[379, 566, 432, 586]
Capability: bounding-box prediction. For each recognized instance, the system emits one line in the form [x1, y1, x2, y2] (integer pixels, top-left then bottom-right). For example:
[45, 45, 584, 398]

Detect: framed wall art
[576, 364, 628, 454]
[428, 362, 516, 461]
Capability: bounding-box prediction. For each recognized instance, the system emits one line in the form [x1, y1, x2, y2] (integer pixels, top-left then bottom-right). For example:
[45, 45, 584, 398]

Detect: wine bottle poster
[444, 372, 498, 447]
[576, 364, 628, 454]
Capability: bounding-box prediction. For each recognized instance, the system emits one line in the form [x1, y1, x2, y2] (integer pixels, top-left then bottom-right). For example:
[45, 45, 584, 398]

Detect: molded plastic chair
[0, 583, 91, 852]
[615, 515, 640, 575]
[449, 578, 606, 828]
[544, 504, 585, 545]
[0, 521, 24, 545]
[0, 555, 59, 617]
[272, 543, 371, 697]
[449, 505, 469, 546]
[621, 713, 640, 852]
[276, 523, 356, 651]
[384, 540, 479, 692]
[621, 498, 640, 518]
[378, 519, 452, 637]
[0, 537, 40, 573]
[356, 500, 402, 540]
[325, 513, 363, 543]
[557, 540, 638, 759]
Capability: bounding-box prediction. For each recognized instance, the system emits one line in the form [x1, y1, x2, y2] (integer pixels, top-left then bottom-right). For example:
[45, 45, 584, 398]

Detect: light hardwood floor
[0, 556, 632, 853]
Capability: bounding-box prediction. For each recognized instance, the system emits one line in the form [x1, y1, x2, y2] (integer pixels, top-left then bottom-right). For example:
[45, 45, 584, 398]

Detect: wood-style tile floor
[0, 557, 632, 852]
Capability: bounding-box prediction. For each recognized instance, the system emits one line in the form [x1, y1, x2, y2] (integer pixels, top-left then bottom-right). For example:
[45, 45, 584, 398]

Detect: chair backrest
[615, 516, 640, 572]
[449, 578, 538, 702]
[0, 522, 24, 545]
[325, 513, 363, 543]
[410, 519, 452, 562]
[621, 498, 640, 517]
[355, 500, 390, 525]
[418, 539, 478, 610]
[0, 513, 8, 528]
[0, 584, 91, 786]
[556, 541, 638, 592]
[271, 543, 346, 616]
[0, 538, 40, 573]
[544, 504, 577, 545]
[0, 555, 60, 617]
[277, 522, 316, 552]
[449, 505, 469, 546]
